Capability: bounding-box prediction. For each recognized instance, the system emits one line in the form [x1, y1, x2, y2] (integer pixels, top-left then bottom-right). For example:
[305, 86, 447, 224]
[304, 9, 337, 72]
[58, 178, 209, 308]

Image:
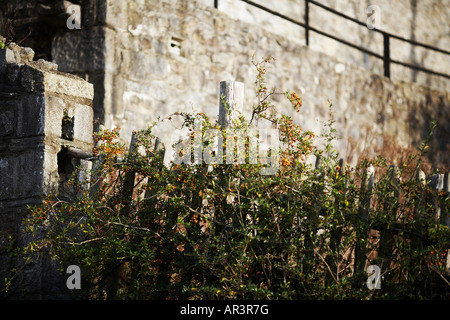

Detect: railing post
[305, 0, 310, 46]
[383, 33, 390, 78]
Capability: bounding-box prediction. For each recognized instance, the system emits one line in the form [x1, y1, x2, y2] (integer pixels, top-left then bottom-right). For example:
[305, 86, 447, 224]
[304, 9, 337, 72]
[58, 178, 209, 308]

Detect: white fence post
[218, 81, 244, 129]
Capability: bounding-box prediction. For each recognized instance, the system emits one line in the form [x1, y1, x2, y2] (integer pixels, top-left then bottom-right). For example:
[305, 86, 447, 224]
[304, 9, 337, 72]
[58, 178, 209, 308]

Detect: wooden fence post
[218, 80, 244, 181]
[443, 172, 450, 227]
[89, 155, 103, 198]
[120, 132, 139, 215]
[427, 173, 444, 223]
[328, 158, 348, 280]
[378, 165, 400, 272]
[219, 81, 244, 129]
[443, 172, 450, 273]
[314, 155, 323, 170]
[217, 81, 245, 224]
[412, 169, 426, 249]
[106, 131, 138, 300]
[353, 164, 374, 287]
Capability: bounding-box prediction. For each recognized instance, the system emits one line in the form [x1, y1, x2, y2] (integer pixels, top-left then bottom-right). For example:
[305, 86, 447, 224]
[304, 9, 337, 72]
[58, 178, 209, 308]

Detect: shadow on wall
[345, 90, 450, 172]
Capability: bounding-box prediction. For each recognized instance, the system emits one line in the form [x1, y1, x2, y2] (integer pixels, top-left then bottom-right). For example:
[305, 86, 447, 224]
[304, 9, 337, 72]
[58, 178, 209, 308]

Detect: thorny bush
[7, 57, 450, 299]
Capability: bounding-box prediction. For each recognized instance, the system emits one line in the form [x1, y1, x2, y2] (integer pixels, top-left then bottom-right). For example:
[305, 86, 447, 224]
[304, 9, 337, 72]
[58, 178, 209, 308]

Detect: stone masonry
[210, 0, 449, 93]
[0, 41, 94, 298]
[1, 0, 448, 169]
[50, 0, 449, 169]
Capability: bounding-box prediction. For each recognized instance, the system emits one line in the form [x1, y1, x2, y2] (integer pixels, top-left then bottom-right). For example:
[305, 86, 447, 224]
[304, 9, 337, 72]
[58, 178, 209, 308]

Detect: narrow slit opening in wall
[62, 113, 74, 141]
[169, 36, 183, 56]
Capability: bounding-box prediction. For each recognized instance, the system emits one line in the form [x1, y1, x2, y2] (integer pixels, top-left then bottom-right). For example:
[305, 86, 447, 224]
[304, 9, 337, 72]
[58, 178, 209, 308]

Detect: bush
[12, 57, 450, 300]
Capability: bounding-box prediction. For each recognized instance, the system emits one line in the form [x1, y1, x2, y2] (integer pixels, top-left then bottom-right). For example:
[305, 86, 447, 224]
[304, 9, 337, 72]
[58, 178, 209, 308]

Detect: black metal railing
[214, 0, 450, 80]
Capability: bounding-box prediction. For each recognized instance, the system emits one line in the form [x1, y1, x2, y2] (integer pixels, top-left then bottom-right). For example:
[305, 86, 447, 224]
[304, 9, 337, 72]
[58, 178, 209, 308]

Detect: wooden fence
[316, 157, 450, 287]
[75, 81, 449, 291]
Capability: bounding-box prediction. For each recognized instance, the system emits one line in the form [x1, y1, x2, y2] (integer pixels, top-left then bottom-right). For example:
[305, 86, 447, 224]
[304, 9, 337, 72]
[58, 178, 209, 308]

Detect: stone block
[20, 47, 35, 63]
[51, 32, 83, 73]
[44, 95, 66, 139]
[81, 0, 107, 27]
[6, 136, 45, 153]
[105, 0, 128, 30]
[127, 51, 148, 81]
[42, 143, 60, 195]
[52, 27, 106, 74]
[0, 48, 16, 73]
[31, 59, 58, 72]
[16, 94, 46, 138]
[0, 110, 14, 137]
[43, 71, 94, 100]
[73, 103, 94, 144]
[103, 27, 118, 73]
[0, 151, 45, 201]
[20, 64, 45, 93]
[6, 63, 21, 84]
[43, 94, 93, 145]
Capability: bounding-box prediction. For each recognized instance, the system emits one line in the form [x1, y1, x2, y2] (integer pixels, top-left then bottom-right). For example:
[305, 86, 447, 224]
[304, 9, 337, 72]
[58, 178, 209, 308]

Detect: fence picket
[327, 158, 348, 281]
[120, 132, 139, 215]
[442, 172, 450, 274]
[428, 174, 445, 225]
[443, 172, 450, 228]
[219, 81, 244, 129]
[411, 170, 427, 249]
[378, 165, 400, 272]
[353, 165, 374, 286]
[104, 132, 139, 300]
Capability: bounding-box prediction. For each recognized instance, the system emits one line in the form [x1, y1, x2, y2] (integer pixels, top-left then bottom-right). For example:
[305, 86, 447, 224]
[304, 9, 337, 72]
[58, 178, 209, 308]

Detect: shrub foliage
[15, 57, 450, 299]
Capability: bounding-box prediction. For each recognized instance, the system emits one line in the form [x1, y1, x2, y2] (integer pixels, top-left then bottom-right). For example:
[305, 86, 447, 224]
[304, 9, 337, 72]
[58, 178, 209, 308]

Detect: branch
[314, 250, 338, 284]
[166, 195, 231, 229]
[431, 267, 450, 287]
[61, 237, 105, 246]
[94, 217, 163, 239]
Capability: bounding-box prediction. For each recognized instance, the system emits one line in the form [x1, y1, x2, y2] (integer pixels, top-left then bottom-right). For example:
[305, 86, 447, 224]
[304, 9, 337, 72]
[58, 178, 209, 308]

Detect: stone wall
[2, 0, 448, 91]
[51, 0, 449, 170]
[0, 41, 94, 298]
[206, 0, 450, 92]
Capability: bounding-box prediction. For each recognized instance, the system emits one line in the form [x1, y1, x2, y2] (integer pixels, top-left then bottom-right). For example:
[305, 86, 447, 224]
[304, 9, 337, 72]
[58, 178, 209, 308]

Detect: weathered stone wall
[207, 0, 450, 92]
[2, 0, 448, 91]
[52, 0, 449, 170]
[0, 41, 94, 298]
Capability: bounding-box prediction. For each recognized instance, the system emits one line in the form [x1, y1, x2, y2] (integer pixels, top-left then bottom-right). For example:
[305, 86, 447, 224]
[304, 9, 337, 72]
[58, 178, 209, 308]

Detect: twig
[16, 29, 32, 46]
[432, 267, 450, 287]
[62, 237, 105, 246]
[94, 217, 163, 239]
[314, 250, 338, 284]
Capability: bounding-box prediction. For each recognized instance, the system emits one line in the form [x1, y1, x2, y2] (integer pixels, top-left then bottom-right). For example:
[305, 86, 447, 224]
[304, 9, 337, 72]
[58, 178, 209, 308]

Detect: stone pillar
[0, 43, 94, 298]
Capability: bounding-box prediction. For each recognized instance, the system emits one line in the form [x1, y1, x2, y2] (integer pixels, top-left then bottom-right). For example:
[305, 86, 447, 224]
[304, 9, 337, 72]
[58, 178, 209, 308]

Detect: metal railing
[214, 0, 450, 80]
